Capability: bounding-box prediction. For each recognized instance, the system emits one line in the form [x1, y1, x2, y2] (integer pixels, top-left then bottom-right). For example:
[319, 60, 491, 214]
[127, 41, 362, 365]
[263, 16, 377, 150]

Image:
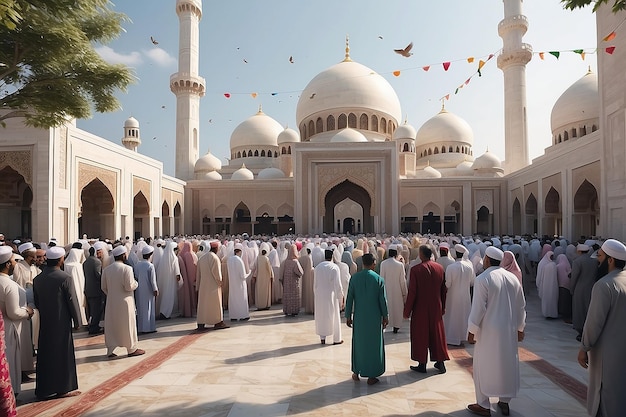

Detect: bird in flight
[243, 59, 248, 63]
[150, 36, 159, 45]
[289, 56, 294, 64]
[394, 42, 413, 57]
[208, 119, 212, 123]
[378, 35, 383, 40]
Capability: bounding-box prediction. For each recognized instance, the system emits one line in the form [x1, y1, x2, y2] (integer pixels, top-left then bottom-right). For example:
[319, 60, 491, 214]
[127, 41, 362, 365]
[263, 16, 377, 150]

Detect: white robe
[313, 261, 343, 342]
[156, 242, 181, 318]
[443, 259, 475, 345]
[134, 260, 158, 333]
[536, 252, 559, 318]
[101, 261, 139, 354]
[379, 257, 407, 329]
[468, 266, 526, 400]
[64, 248, 88, 326]
[227, 255, 251, 320]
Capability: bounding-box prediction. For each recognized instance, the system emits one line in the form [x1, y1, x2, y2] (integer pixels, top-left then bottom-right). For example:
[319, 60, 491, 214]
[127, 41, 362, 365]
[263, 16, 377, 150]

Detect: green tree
[561, 0, 626, 12]
[0, 0, 134, 127]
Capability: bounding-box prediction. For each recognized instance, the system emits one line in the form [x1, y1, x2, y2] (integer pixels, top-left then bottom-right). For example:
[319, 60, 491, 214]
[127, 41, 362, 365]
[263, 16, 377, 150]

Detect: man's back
[83, 255, 102, 297]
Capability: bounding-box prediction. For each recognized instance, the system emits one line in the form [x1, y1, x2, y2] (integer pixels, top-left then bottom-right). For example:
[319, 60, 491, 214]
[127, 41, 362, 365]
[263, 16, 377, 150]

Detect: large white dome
[393, 121, 417, 140]
[230, 109, 283, 150]
[415, 109, 474, 147]
[296, 59, 402, 124]
[550, 70, 599, 135]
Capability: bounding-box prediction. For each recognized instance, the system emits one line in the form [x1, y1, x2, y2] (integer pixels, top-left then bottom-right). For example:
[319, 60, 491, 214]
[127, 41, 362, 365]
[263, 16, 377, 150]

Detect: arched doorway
[525, 194, 538, 235]
[544, 187, 561, 236]
[333, 197, 363, 234]
[173, 202, 182, 236]
[233, 202, 252, 235]
[80, 178, 115, 239]
[401, 203, 419, 233]
[162, 201, 170, 237]
[324, 180, 371, 234]
[133, 192, 150, 240]
[421, 202, 441, 234]
[444, 200, 461, 234]
[476, 206, 492, 235]
[573, 180, 598, 240]
[0, 166, 32, 239]
[512, 198, 522, 235]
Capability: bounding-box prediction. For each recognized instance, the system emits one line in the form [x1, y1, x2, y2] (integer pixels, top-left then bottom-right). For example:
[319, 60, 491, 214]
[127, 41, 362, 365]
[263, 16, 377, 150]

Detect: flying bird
[152, 137, 157, 140]
[309, 93, 316, 99]
[208, 119, 212, 123]
[378, 35, 383, 39]
[161, 105, 165, 109]
[150, 36, 159, 45]
[243, 59, 248, 63]
[289, 56, 294, 64]
[394, 42, 413, 57]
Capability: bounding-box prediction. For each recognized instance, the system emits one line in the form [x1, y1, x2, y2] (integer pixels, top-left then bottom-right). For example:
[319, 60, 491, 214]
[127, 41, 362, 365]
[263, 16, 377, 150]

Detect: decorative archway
[80, 178, 115, 239]
[401, 202, 419, 233]
[173, 202, 182, 236]
[476, 206, 492, 235]
[323, 180, 371, 233]
[544, 187, 561, 236]
[133, 192, 150, 240]
[232, 201, 252, 235]
[512, 198, 522, 235]
[573, 180, 598, 240]
[525, 193, 538, 235]
[421, 202, 441, 234]
[162, 201, 171, 237]
[0, 166, 32, 239]
[333, 197, 363, 234]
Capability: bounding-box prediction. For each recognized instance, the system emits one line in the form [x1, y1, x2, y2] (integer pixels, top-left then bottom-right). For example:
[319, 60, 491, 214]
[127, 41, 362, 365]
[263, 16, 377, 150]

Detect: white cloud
[144, 48, 177, 67]
[96, 46, 143, 66]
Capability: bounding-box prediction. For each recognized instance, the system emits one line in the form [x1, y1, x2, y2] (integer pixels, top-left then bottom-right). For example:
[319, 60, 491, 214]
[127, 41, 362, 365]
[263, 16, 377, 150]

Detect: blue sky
[78, 1, 598, 177]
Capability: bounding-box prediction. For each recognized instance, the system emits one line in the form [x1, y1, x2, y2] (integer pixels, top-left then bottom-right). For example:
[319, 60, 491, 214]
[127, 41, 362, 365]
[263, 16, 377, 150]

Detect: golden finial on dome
[343, 34, 352, 62]
[440, 101, 446, 112]
[257, 104, 263, 114]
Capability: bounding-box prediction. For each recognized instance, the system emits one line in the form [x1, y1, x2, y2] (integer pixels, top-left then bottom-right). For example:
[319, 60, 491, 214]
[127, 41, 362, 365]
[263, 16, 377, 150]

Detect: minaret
[122, 116, 141, 152]
[498, 0, 532, 173]
[171, 0, 205, 180]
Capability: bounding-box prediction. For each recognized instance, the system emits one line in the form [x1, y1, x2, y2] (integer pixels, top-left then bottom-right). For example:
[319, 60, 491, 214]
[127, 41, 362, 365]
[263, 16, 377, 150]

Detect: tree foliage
[561, 0, 626, 12]
[0, 0, 134, 127]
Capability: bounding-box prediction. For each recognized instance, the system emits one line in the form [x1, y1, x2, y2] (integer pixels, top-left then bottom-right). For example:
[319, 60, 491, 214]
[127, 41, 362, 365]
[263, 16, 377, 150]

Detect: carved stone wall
[0, 150, 32, 185]
[77, 163, 117, 205]
[474, 189, 494, 213]
[133, 176, 151, 202]
[317, 165, 376, 215]
[59, 126, 68, 189]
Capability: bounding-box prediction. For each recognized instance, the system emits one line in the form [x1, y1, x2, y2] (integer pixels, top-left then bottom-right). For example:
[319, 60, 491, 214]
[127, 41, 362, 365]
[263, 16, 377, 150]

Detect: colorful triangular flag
[606, 46, 616, 54]
[603, 31, 616, 42]
[443, 62, 451, 71]
[393, 70, 401, 77]
[539, 52, 545, 60]
[549, 51, 560, 59]
[223, 93, 231, 98]
[467, 57, 475, 63]
[422, 65, 430, 72]
[251, 92, 257, 98]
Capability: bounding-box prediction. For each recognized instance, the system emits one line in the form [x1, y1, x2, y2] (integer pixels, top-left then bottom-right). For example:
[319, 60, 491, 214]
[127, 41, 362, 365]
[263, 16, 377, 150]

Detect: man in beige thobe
[196, 241, 228, 331]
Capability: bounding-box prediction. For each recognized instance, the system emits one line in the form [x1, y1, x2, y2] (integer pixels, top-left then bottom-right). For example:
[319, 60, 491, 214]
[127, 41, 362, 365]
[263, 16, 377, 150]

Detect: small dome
[230, 109, 283, 150]
[392, 121, 416, 140]
[231, 164, 254, 180]
[277, 127, 300, 144]
[258, 167, 286, 179]
[124, 116, 139, 128]
[414, 164, 442, 179]
[202, 171, 222, 181]
[550, 70, 599, 134]
[455, 160, 474, 175]
[472, 150, 502, 170]
[330, 128, 367, 143]
[296, 59, 402, 125]
[194, 150, 222, 173]
[415, 109, 473, 147]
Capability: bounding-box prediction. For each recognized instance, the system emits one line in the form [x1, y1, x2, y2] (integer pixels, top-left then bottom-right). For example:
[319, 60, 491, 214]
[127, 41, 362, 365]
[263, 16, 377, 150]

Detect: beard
[596, 258, 609, 282]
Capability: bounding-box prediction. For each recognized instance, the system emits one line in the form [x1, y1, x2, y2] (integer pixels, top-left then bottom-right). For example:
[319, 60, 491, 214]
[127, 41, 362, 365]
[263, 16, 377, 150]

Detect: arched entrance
[333, 197, 363, 234]
[80, 178, 115, 239]
[233, 202, 252, 235]
[544, 187, 561, 237]
[323, 180, 371, 234]
[476, 206, 492, 235]
[0, 166, 32, 239]
[133, 192, 150, 240]
[512, 198, 522, 235]
[422, 202, 441, 234]
[162, 202, 171, 237]
[525, 194, 538, 235]
[573, 180, 598, 240]
[173, 202, 182, 236]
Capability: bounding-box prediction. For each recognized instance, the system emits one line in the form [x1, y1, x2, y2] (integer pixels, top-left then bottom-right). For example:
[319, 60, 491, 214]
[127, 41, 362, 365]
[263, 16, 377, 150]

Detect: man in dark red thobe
[404, 245, 449, 373]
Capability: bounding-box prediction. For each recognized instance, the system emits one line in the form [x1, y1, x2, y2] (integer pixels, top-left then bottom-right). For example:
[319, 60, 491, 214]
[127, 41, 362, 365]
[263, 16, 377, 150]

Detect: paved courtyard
[17, 287, 588, 417]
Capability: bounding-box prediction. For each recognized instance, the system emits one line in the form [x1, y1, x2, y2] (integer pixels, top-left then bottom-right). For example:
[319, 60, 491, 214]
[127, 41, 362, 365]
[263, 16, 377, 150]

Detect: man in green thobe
[345, 253, 389, 385]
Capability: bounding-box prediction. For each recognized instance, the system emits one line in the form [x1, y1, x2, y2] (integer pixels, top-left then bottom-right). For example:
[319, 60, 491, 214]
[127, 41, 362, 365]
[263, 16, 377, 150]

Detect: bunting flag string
[216, 43, 613, 101]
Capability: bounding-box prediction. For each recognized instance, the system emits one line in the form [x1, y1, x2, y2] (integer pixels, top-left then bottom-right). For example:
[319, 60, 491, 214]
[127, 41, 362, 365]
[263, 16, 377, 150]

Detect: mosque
[0, 0, 624, 245]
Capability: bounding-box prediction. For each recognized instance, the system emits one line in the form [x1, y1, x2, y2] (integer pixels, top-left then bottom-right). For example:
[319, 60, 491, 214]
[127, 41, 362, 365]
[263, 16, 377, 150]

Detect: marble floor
[17, 287, 589, 417]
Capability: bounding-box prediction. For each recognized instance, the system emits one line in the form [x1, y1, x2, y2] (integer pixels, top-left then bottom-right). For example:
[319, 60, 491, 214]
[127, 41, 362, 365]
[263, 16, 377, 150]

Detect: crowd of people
[0, 230, 623, 416]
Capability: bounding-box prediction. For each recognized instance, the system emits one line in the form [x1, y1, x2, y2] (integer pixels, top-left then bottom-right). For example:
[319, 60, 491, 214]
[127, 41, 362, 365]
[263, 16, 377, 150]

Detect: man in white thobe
[155, 241, 181, 319]
[134, 245, 158, 334]
[101, 245, 145, 358]
[436, 242, 455, 272]
[536, 251, 559, 318]
[313, 250, 343, 344]
[467, 246, 526, 417]
[379, 245, 407, 334]
[443, 244, 475, 346]
[13, 242, 38, 381]
[227, 244, 251, 321]
[268, 241, 281, 304]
